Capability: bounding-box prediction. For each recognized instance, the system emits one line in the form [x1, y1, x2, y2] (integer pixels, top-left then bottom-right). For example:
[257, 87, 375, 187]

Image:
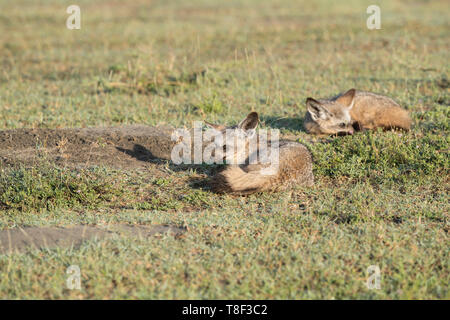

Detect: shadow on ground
[260, 115, 305, 132]
[116, 143, 223, 191]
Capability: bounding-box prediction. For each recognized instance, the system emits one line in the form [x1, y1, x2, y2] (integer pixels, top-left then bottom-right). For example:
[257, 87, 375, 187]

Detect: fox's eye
[339, 123, 346, 128]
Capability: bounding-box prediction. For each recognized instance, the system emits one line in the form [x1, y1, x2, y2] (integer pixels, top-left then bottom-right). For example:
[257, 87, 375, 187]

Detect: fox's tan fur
[304, 89, 412, 135]
[207, 112, 314, 195]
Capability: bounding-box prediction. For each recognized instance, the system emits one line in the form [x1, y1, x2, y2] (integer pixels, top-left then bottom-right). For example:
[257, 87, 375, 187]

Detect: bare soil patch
[0, 125, 176, 169]
[0, 224, 185, 254]
[0, 125, 313, 170]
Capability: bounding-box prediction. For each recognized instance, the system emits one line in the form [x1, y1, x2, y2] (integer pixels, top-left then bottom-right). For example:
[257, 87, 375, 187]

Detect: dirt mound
[0, 125, 176, 169]
[0, 224, 185, 254]
[0, 125, 310, 170]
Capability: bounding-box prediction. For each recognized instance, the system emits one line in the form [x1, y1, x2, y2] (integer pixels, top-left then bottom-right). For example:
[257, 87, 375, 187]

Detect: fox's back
[345, 91, 411, 130]
[246, 141, 314, 189]
[277, 142, 314, 188]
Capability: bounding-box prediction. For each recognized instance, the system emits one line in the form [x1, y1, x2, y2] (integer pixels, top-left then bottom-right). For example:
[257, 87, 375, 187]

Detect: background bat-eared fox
[304, 88, 411, 135]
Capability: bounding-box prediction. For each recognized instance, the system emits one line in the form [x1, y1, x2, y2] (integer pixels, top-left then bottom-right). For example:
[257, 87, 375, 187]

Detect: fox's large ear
[336, 88, 356, 109]
[205, 121, 226, 131]
[238, 112, 259, 138]
[238, 112, 259, 131]
[306, 98, 330, 121]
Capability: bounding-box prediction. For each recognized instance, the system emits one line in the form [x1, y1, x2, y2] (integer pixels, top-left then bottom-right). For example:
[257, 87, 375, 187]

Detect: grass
[0, 165, 125, 212]
[0, 0, 449, 299]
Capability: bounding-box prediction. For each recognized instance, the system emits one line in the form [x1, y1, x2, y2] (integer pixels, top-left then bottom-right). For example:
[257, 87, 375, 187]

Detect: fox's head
[205, 112, 259, 164]
[306, 88, 356, 135]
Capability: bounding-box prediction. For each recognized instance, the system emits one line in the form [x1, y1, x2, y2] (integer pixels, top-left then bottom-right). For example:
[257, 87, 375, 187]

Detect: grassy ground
[0, 0, 448, 299]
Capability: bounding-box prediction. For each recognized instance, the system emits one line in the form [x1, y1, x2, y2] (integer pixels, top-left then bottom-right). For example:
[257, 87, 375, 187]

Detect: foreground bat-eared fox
[205, 112, 314, 195]
[304, 88, 411, 135]
[200, 89, 410, 195]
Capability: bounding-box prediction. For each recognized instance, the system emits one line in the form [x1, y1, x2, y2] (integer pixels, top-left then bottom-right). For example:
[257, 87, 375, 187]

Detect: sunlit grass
[0, 0, 448, 299]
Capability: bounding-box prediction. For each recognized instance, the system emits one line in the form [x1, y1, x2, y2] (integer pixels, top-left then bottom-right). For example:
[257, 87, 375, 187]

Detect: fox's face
[205, 112, 259, 164]
[306, 89, 356, 135]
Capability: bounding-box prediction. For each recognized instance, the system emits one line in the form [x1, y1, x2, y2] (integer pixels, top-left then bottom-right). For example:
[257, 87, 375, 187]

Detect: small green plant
[0, 166, 124, 212]
[308, 131, 448, 183]
[196, 95, 225, 114]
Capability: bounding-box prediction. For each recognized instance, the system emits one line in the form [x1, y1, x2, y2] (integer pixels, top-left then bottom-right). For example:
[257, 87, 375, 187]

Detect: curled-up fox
[304, 89, 411, 135]
[206, 112, 314, 195]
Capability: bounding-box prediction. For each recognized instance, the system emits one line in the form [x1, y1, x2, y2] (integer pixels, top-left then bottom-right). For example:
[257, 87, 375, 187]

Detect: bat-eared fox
[304, 89, 411, 135]
[206, 112, 314, 195]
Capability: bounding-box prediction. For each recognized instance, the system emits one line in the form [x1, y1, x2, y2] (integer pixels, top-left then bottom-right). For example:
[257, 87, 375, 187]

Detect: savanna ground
[0, 0, 448, 299]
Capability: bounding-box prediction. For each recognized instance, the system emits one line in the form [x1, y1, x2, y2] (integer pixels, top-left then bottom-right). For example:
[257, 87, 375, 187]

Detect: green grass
[0, 165, 126, 212]
[0, 0, 449, 299]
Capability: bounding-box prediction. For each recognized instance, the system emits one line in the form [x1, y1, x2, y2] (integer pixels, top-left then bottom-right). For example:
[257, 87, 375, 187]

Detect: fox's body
[211, 141, 314, 195]
[207, 112, 314, 195]
[304, 89, 411, 135]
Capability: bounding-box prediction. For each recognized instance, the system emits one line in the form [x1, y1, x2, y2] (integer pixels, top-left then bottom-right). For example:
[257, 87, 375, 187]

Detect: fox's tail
[379, 107, 412, 131]
[211, 166, 275, 195]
